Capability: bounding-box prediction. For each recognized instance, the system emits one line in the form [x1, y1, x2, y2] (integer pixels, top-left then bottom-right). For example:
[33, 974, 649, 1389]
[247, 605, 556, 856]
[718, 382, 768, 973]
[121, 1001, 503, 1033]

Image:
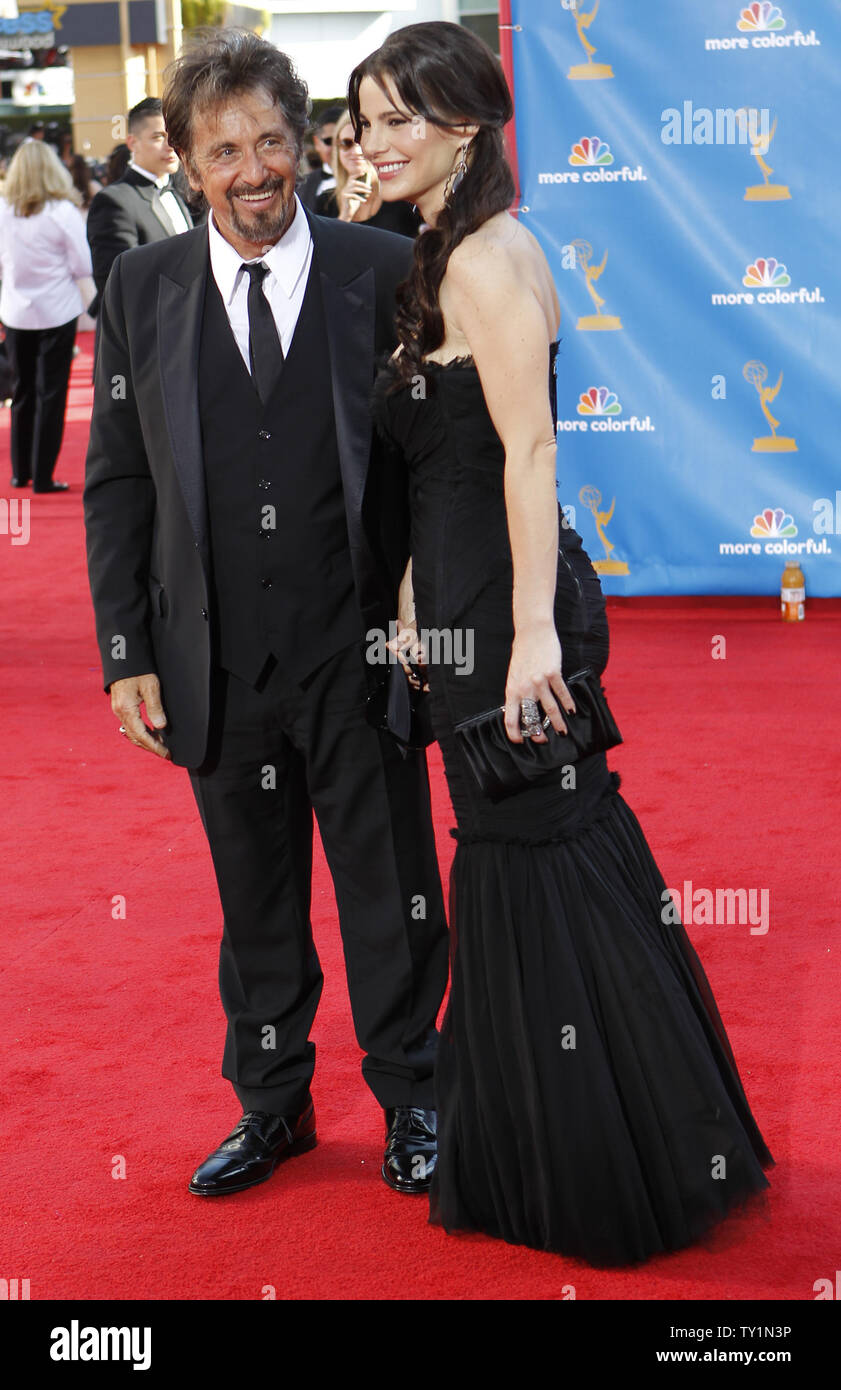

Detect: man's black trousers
[188, 640, 449, 1117]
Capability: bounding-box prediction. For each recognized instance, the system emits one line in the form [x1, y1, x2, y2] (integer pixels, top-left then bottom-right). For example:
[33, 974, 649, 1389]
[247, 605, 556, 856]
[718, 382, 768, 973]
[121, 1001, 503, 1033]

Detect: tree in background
[180, 3, 271, 34]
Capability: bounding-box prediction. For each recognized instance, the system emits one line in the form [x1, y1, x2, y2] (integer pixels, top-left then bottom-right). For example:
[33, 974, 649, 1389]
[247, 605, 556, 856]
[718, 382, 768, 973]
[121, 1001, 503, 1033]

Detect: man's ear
[180, 155, 202, 194]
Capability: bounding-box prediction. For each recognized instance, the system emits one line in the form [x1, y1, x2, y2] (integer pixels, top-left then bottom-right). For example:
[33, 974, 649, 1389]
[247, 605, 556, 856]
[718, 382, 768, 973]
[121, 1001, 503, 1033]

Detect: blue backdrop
[508, 0, 839, 594]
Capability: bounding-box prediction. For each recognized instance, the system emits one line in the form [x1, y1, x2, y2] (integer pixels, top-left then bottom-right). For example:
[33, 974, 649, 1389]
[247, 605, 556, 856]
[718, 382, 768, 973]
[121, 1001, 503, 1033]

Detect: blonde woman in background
[0, 139, 92, 491]
[316, 108, 420, 237]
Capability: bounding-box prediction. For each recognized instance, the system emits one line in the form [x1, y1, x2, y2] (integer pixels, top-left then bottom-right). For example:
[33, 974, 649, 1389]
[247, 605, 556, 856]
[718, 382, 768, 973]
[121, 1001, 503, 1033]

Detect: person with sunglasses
[296, 104, 342, 211]
[317, 109, 420, 237]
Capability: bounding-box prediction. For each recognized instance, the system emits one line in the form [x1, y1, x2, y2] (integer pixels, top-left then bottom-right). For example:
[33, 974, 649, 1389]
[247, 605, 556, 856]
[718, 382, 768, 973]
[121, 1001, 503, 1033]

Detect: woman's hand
[338, 176, 373, 222]
[503, 622, 576, 744]
[387, 623, 429, 691]
[386, 559, 429, 691]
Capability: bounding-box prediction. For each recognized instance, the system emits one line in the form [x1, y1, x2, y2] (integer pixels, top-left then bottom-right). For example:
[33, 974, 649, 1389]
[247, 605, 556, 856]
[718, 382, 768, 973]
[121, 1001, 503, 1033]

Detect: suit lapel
[307, 211, 376, 558]
[123, 168, 173, 236]
[143, 184, 176, 236]
[157, 230, 209, 568]
[128, 170, 192, 234]
[173, 190, 195, 227]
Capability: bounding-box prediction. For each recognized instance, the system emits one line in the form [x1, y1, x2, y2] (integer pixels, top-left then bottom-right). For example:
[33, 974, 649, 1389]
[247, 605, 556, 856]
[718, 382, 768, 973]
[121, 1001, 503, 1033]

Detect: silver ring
[520, 698, 540, 722]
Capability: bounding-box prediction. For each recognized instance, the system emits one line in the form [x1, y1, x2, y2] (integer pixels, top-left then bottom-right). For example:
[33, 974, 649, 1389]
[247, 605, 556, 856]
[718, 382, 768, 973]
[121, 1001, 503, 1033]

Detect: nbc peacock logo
[539, 135, 644, 188]
[577, 386, 621, 416]
[569, 137, 614, 167]
[750, 507, 797, 538]
[711, 255, 824, 307]
[704, 2, 819, 49]
[738, 3, 785, 32]
[558, 385, 654, 434]
[743, 256, 790, 288]
[718, 503, 830, 556]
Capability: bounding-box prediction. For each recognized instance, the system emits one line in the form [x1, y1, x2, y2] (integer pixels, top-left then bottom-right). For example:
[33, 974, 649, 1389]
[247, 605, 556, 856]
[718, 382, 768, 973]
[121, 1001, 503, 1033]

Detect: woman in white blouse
[0, 139, 93, 491]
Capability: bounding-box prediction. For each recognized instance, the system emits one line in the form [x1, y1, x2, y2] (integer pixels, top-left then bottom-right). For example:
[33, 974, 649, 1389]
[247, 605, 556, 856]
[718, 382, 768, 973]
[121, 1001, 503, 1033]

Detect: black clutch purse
[453, 667, 622, 801]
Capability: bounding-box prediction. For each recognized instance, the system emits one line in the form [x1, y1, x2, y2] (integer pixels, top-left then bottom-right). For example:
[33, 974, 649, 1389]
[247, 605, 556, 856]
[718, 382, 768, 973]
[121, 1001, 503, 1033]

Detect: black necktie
[242, 262, 283, 401]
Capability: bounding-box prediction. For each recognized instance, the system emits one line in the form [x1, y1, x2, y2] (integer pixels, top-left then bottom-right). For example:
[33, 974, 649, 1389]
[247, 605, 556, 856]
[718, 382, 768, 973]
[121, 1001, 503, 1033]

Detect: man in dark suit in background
[84, 29, 448, 1202]
[296, 103, 342, 210]
[86, 97, 198, 319]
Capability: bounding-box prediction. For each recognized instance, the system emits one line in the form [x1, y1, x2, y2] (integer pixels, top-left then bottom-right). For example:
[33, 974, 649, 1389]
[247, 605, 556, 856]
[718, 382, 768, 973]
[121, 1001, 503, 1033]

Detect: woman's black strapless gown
[372, 347, 773, 1267]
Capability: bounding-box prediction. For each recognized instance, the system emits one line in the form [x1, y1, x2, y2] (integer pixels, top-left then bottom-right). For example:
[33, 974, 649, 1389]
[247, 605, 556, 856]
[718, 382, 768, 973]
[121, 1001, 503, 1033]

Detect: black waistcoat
[199, 252, 361, 686]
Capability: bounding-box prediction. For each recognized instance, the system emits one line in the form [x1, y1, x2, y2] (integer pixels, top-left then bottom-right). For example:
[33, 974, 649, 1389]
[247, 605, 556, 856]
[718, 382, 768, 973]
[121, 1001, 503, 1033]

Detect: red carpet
[0, 338, 837, 1300]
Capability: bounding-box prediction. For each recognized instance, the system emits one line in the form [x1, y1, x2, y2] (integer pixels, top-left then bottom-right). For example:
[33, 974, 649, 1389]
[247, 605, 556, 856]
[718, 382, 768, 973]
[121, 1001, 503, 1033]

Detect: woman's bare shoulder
[445, 214, 559, 327]
[449, 213, 555, 282]
[448, 212, 521, 270]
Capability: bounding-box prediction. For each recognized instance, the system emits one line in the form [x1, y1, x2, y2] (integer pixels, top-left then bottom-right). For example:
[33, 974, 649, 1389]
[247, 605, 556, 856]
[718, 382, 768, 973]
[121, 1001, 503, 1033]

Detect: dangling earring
[443, 142, 470, 207]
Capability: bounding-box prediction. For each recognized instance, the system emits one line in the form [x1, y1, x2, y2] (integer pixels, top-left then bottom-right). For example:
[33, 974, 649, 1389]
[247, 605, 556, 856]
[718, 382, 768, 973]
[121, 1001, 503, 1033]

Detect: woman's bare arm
[442, 228, 575, 742]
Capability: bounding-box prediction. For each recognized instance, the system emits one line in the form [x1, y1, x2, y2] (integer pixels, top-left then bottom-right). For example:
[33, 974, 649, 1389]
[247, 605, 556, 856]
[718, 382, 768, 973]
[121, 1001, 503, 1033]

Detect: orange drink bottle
[780, 559, 805, 622]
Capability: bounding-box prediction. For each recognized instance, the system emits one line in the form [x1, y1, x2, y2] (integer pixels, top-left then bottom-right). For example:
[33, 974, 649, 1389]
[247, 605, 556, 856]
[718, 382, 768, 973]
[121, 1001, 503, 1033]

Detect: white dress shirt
[0, 196, 92, 329]
[316, 162, 336, 198]
[129, 160, 191, 235]
[207, 193, 314, 371]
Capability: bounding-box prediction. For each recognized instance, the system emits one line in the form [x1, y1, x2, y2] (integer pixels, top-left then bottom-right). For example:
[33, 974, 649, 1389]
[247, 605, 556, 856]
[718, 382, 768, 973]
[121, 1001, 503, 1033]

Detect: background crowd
[0, 95, 418, 492]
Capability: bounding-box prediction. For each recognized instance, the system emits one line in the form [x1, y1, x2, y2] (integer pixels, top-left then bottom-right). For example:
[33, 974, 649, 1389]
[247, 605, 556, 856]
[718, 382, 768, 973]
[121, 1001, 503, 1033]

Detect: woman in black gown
[350, 22, 773, 1267]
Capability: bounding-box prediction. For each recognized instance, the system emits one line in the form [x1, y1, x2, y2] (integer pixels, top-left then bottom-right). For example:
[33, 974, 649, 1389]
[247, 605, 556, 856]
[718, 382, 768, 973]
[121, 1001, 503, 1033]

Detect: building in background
[0, 2, 188, 159]
[268, 1, 499, 100]
[0, 1, 501, 161]
[454, 0, 497, 52]
[0, 2, 73, 153]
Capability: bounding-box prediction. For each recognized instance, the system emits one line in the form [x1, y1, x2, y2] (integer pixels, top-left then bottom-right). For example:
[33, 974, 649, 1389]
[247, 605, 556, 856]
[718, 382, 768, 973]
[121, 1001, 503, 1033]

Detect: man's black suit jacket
[83, 207, 414, 769]
[85, 166, 198, 317]
[297, 165, 333, 212]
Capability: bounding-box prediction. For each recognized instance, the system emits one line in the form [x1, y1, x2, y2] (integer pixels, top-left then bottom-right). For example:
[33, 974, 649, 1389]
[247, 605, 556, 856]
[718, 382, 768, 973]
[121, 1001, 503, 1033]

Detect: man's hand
[110, 673, 172, 759]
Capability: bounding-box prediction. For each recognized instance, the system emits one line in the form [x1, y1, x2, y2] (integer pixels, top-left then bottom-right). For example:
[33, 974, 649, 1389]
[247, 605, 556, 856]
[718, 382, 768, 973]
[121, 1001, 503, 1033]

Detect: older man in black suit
[83, 29, 448, 1201]
[86, 96, 197, 318]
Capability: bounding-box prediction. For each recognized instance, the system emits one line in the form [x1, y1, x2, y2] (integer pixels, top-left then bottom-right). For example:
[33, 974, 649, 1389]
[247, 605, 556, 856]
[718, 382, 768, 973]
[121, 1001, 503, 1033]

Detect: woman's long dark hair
[348, 22, 514, 388]
[70, 154, 95, 210]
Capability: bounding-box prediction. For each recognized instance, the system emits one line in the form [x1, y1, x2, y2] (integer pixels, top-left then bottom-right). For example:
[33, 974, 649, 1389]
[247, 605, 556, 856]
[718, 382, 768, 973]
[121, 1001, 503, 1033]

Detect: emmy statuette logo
[736, 108, 790, 200]
[571, 241, 622, 331]
[567, 0, 614, 81]
[579, 486, 630, 574]
[743, 361, 797, 452]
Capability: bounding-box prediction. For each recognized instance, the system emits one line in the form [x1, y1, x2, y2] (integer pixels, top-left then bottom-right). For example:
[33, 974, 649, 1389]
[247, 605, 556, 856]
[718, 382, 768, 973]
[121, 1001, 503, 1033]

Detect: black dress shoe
[381, 1106, 437, 1194]
[33, 481, 69, 493]
[188, 1102, 316, 1196]
[9, 477, 30, 488]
